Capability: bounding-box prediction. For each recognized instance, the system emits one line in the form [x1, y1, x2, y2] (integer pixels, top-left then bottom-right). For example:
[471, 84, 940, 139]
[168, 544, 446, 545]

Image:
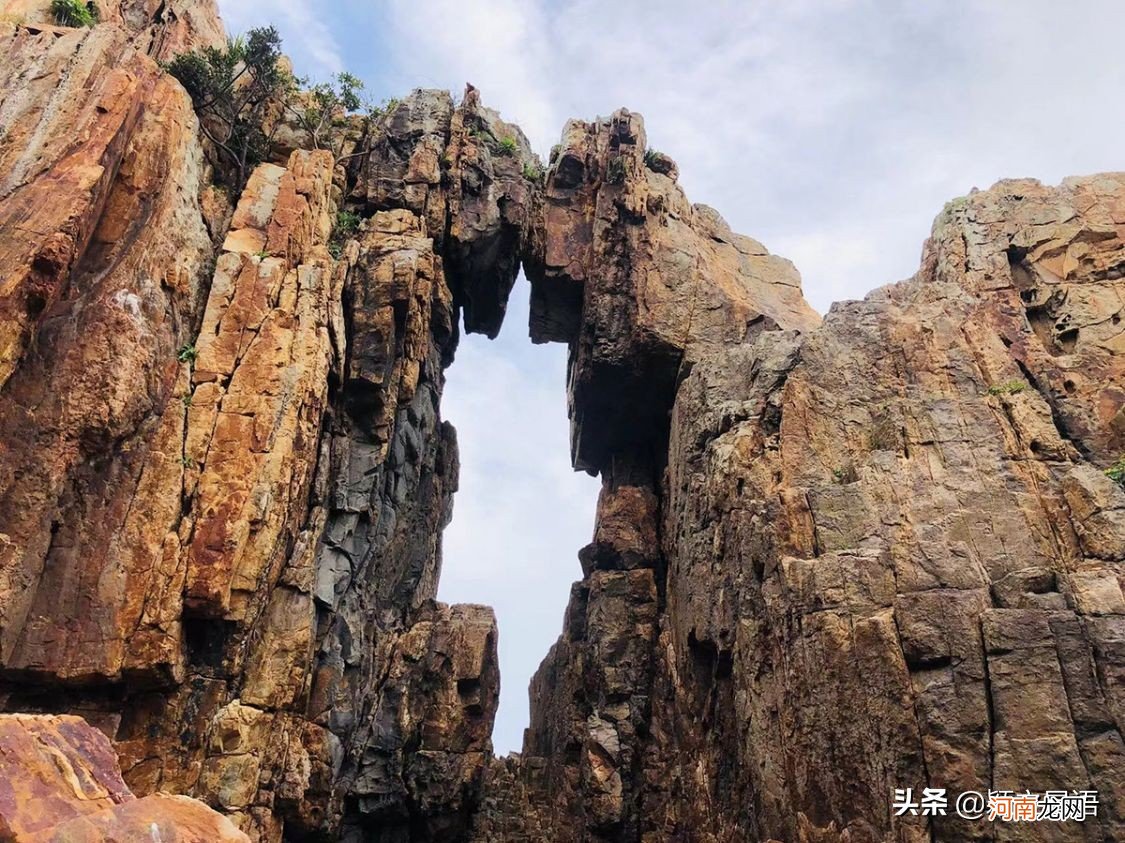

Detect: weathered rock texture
[0, 713, 248, 841]
[0, 4, 218, 677]
[0, 3, 1123, 842]
[0, 8, 531, 841]
[470, 139, 1125, 841]
[525, 110, 818, 475]
[0, 0, 224, 59]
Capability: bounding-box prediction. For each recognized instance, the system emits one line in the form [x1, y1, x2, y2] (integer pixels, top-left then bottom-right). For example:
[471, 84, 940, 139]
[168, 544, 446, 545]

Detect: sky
[217, 0, 1125, 754]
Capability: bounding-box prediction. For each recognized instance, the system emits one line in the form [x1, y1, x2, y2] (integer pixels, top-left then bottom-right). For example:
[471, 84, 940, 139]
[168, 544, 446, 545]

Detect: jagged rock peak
[0, 3, 1123, 840]
[527, 106, 819, 475]
[355, 85, 540, 339]
[471, 171, 1125, 841]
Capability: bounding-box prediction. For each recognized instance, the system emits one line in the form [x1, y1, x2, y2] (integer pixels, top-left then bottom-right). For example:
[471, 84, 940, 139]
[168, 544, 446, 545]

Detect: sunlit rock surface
[0, 3, 1122, 841]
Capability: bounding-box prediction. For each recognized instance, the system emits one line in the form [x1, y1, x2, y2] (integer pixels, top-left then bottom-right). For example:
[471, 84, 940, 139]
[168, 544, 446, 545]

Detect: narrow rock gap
[438, 276, 598, 755]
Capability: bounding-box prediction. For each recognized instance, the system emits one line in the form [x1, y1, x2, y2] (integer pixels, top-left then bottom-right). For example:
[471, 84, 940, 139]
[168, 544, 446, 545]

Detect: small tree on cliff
[288, 71, 364, 155]
[288, 73, 403, 165]
[165, 26, 292, 190]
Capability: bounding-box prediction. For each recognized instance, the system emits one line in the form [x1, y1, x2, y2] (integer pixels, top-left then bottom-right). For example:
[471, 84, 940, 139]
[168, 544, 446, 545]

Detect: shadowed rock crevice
[0, 6, 1124, 842]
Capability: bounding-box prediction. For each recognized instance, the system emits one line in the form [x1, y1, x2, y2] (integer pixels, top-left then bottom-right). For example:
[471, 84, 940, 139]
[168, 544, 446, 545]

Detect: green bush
[177, 343, 198, 364]
[497, 136, 518, 156]
[987, 380, 1027, 396]
[522, 162, 542, 182]
[327, 209, 362, 259]
[164, 26, 291, 189]
[1107, 457, 1125, 488]
[51, 0, 97, 27]
[334, 210, 361, 238]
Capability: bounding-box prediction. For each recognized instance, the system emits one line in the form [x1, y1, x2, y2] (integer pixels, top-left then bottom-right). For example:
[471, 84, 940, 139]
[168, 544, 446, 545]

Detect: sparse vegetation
[288, 71, 369, 156]
[177, 343, 198, 364]
[180, 455, 196, 470]
[285, 79, 397, 170]
[1107, 457, 1125, 488]
[334, 210, 361, 239]
[376, 97, 400, 119]
[164, 26, 291, 190]
[832, 463, 859, 485]
[181, 393, 193, 408]
[51, 0, 97, 27]
[642, 146, 677, 176]
[606, 157, 626, 185]
[497, 136, 518, 156]
[987, 380, 1027, 396]
[549, 143, 562, 164]
[522, 162, 542, 182]
[328, 209, 362, 259]
[165, 24, 406, 191]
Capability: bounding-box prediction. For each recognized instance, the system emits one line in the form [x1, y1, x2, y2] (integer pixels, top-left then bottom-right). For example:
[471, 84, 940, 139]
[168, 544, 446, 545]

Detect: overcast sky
[218, 0, 1125, 754]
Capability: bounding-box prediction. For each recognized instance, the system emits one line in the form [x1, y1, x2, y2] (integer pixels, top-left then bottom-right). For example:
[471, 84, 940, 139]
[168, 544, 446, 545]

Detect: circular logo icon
[955, 790, 986, 821]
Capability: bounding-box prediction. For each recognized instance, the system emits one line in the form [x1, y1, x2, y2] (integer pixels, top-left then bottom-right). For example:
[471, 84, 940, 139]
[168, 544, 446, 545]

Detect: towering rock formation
[0, 7, 533, 841]
[0, 2, 1123, 841]
[470, 142, 1125, 841]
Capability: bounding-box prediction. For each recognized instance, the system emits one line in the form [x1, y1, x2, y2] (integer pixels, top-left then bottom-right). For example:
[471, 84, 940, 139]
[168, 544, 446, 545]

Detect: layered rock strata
[0, 3, 1123, 842]
[0, 9, 535, 841]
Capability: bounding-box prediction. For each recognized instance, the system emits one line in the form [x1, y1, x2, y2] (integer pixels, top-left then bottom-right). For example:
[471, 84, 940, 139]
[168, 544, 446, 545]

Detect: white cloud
[215, 0, 343, 77]
[378, 0, 557, 148]
[441, 280, 598, 754]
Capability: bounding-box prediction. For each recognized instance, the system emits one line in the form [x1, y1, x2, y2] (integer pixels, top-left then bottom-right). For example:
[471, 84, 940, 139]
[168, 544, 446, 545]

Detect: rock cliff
[0, 2, 1122, 842]
[473, 146, 1125, 842]
[0, 8, 523, 840]
[0, 713, 247, 841]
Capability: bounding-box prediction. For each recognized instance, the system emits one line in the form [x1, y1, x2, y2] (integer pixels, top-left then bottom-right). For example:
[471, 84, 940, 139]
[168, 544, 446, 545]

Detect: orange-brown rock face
[649, 176, 1125, 842]
[466, 110, 824, 842]
[0, 16, 216, 682]
[0, 0, 224, 58]
[526, 109, 818, 475]
[1, 5, 1124, 841]
[0, 713, 248, 842]
[472, 159, 1125, 841]
[0, 20, 520, 833]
